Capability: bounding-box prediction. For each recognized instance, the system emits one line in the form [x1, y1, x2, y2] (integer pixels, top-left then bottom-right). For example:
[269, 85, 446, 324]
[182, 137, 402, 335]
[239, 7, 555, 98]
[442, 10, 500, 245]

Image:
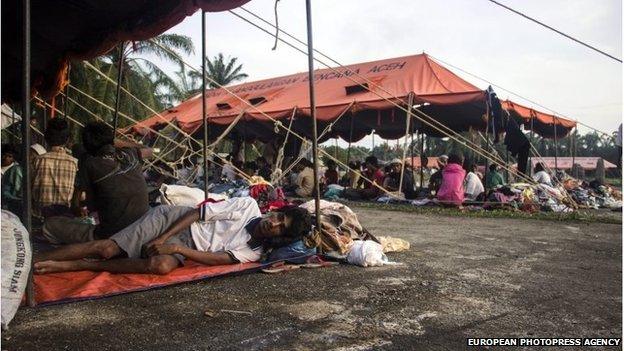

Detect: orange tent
[502, 100, 576, 138]
[134, 53, 489, 142]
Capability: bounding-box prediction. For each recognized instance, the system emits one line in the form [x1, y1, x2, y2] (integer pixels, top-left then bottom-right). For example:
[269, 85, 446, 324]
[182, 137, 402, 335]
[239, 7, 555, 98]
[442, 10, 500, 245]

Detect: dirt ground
[4, 207, 622, 350]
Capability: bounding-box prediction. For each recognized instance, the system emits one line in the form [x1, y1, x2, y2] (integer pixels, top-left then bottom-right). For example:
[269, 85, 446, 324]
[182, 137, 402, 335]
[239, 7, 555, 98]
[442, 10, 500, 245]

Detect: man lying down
[35, 197, 312, 275]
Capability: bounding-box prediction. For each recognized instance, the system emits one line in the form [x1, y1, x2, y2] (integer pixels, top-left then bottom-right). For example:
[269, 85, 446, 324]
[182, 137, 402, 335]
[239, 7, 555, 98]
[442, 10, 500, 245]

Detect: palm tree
[187, 53, 248, 91]
[63, 33, 195, 134]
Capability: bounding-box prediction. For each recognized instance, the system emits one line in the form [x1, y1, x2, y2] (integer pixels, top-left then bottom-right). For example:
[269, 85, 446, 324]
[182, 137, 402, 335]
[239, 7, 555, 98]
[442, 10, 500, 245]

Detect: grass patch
[341, 200, 622, 224]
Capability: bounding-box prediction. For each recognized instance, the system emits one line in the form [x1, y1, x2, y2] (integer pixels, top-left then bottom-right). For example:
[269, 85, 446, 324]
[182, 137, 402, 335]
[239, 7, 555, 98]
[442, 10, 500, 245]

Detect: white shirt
[464, 172, 484, 200]
[190, 197, 262, 263]
[221, 163, 237, 181]
[533, 170, 552, 186]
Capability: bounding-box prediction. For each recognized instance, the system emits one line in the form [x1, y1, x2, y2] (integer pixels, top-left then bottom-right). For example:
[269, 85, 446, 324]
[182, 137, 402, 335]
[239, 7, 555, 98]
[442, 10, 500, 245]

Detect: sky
[154, 0, 622, 148]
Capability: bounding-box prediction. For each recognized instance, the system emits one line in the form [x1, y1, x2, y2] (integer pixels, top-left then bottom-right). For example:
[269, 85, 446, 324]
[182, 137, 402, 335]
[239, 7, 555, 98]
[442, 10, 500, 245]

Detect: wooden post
[201, 11, 209, 198]
[304, 0, 322, 241]
[22, 0, 35, 307]
[112, 43, 124, 135]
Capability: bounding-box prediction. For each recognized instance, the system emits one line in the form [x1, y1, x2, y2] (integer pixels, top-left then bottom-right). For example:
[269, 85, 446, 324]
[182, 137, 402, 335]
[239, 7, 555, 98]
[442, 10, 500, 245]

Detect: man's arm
[146, 244, 236, 266]
[177, 247, 236, 266]
[144, 208, 200, 256]
[114, 139, 153, 159]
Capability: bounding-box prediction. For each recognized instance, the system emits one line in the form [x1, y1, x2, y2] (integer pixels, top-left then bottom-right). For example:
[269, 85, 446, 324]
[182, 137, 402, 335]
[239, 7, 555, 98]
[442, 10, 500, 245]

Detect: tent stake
[112, 42, 125, 136]
[201, 11, 209, 198]
[22, 0, 35, 307]
[304, 0, 322, 244]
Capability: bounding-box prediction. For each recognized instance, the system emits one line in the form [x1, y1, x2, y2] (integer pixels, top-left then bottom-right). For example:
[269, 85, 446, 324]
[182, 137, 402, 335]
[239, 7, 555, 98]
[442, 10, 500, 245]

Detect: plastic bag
[347, 240, 400, 267]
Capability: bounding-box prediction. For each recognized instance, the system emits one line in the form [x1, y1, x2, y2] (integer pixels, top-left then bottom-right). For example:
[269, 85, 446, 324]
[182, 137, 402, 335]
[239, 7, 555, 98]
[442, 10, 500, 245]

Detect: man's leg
[34, 255, 179, 275]
[34, 239, 120, 263]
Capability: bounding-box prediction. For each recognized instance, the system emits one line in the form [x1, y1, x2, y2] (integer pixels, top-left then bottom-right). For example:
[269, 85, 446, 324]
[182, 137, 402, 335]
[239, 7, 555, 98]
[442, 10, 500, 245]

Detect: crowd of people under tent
[1, 118, 621, 276]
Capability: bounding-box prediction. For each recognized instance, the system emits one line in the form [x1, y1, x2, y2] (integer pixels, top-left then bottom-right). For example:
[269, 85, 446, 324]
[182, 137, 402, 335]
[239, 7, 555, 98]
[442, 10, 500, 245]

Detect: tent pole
[42, 100, 47, 140]
[410, 125, 415, 174]
[505, 150, 510, 182]
[11, 109, 16, 144]
[201, 11, 209, 198]
[484, 102, 490, 190]
[372, 129, 375, 151]
[112, 42, 125, 136]
[22, 0, 35, 307]
[346, 114, 353, 164]
[420, 130, 425, 191]
[398, 93, 413, 197]
[553, 117, 558, 170]
[64, 65, 70, 119]
[572, 127, 577, 176]
[304, 0, 322, 242]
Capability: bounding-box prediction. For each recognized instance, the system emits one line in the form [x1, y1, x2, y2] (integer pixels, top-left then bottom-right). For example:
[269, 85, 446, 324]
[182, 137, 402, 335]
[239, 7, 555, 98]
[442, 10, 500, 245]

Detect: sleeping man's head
[252, 207, 312, 248]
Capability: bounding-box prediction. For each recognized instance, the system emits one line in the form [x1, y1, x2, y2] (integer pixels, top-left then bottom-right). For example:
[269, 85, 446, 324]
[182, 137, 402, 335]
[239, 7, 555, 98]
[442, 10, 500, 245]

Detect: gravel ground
[3, 207, 621, 350]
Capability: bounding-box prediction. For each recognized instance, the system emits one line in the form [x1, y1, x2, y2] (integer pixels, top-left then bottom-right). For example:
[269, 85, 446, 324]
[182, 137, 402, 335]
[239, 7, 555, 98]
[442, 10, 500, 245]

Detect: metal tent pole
[64, 65, 70, 118]
[201, 11, 209, 198]
[22, 0, 35, 307]
[572, 126, 577, 176]
[112, 43, 125, 136]
[304, 0, 322, 240]
[553, 117, 558, 170]
[346, 114, 354, 164]
[419, 130, 425, 191]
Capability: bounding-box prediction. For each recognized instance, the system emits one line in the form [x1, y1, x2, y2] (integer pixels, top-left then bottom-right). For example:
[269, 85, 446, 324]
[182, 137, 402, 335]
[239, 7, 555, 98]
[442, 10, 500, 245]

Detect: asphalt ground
[3, 207, 622, 350]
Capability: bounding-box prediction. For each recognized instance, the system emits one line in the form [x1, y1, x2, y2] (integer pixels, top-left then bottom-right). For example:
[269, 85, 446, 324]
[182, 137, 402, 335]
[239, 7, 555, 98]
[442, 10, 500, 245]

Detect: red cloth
[32, 261, 261, 305]
[437, 163, 466, 206]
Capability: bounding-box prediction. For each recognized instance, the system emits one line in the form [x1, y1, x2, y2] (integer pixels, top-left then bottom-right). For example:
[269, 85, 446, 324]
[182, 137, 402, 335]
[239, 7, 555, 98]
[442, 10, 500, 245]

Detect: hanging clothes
[503, 116, 530, 175]
[486, 86, 504, 143]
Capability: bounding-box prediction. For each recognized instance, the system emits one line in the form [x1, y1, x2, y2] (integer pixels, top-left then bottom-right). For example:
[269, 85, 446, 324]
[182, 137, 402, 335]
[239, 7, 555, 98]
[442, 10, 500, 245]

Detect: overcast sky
[157, 0, 621, 147]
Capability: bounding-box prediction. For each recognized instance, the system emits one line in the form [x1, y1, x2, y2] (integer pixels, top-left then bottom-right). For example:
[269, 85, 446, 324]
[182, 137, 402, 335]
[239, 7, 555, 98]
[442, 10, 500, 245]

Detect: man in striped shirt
[31, 118, 78, 217]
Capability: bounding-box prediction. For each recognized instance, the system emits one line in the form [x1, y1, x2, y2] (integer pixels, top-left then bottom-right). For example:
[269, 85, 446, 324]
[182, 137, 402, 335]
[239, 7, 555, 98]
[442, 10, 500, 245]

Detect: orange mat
[33, 261, 263, 306]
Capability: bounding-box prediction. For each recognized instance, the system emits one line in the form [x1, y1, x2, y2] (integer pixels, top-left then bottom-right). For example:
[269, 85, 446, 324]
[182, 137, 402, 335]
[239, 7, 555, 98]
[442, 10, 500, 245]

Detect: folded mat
[33, 261, 264, 306]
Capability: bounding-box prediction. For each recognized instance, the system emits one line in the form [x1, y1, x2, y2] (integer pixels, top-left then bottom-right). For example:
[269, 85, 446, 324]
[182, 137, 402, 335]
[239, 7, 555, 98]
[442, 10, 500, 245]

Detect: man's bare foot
[34, 260, 81, 274]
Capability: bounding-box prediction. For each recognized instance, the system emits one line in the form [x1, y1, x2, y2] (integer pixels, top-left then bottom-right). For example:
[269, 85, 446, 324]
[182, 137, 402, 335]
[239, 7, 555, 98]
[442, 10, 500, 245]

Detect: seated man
[34, 197, 312, 275]
[295, 159, 315, 197]
[485, 163, 505, 189]
[1, 144, 23, 216]
[31, 118, 78, 217]
[384, 159, 416, 199]
[428, 155, 448, 195]
[42, 122, 152, 244]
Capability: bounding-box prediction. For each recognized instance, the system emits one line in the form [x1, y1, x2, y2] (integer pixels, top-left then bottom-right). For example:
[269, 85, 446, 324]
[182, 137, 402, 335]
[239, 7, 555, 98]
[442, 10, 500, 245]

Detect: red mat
[33, 261, 263, 305]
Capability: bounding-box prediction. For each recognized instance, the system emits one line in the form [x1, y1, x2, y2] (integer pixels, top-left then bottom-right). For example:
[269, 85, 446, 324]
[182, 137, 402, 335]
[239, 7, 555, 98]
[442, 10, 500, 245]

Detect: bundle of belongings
[564, 179, 622, 210]
[484, 183, 574, 213]
[297, 200, 410, 267]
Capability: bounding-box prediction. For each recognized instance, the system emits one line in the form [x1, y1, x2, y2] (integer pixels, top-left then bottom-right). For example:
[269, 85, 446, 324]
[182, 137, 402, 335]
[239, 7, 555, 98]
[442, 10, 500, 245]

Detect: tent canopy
[502, 100, 576, 138]
[134, 53, 490, 142]
[1, 0, 250, 103]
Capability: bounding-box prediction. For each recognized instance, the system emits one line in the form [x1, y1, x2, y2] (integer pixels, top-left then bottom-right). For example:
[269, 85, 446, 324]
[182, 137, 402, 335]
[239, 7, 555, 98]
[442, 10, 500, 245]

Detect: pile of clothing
[564, 179, 622, 210]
